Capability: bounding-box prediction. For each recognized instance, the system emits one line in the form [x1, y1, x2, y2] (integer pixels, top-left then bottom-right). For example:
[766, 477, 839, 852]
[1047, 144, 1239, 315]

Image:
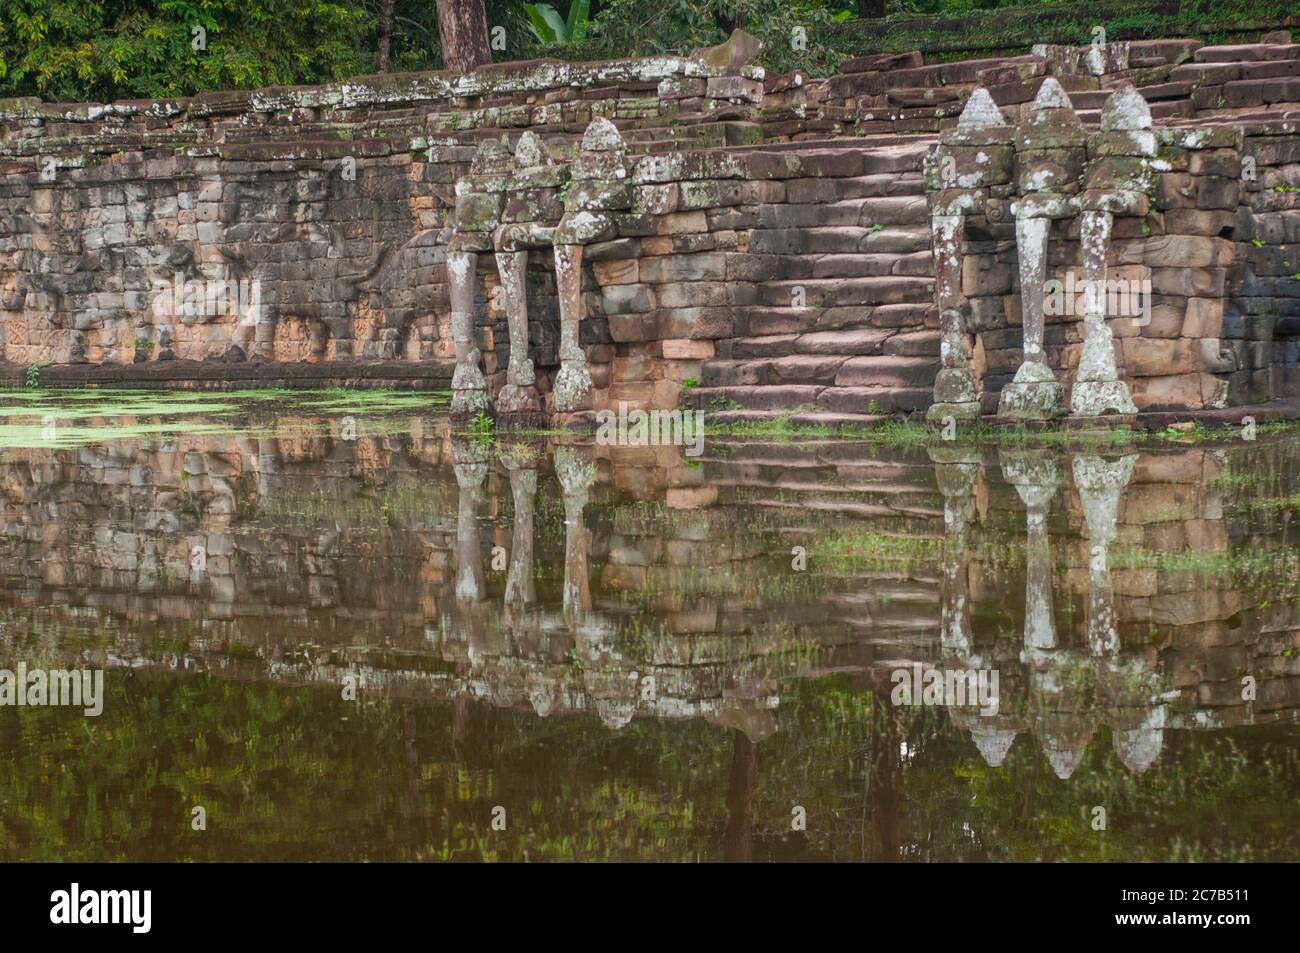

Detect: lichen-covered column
[999, 212, 1065, 419]
[928, 210, 982, 422]
[1072, 453, 1135, 656]
[1072, 84, 1154, 418]
[550, 118, 625, 414]
[1071, 210, 1137, 415]
[552, 243, 591, 413]
[493, 249, 539, 414]
[1000, 78, 1081, 421]
[554, 445, 594, 622]
[926, 88, 1012, 423]
[448, 250, 489, 415]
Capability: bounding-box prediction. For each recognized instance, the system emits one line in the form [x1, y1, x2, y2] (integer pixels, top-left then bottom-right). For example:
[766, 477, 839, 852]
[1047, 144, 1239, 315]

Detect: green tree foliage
[0, 1, 372, 101]
[545, 0, 860, 75]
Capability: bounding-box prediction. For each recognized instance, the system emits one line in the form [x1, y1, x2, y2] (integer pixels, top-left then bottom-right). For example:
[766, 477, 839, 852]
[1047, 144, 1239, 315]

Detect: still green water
[0, 390, 1296, 861]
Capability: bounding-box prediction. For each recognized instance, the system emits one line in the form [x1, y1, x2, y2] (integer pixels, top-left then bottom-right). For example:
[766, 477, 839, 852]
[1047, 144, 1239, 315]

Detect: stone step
[741, 302, 936, 336]
[754, 195, 930, 228]
[834, 354, 939, 387]
[754, 276, 935, 307]
[784, 173, 926, 203]
[719, 331, 899, 359]
[702, 355, 849, 386]
[1193, 43, 1300, 63]
[748, 226, 932, 256]
[1129, 39, 1202, 66]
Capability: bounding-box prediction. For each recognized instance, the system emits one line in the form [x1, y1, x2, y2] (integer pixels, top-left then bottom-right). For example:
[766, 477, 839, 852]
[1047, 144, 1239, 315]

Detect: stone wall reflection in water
[0, 400, 1297, 860]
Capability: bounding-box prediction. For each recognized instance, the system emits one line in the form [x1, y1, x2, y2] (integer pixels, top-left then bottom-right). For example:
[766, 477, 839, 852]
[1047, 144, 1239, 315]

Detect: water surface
[0, 390, 1296, 861]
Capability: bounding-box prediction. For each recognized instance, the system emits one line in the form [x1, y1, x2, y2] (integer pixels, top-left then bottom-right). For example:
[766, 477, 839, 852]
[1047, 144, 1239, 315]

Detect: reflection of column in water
[499, 443, 538, 615]
[933, 447, 1025, 769]
[1072, 454, 1136, 656]
[1005, 450, 1097, 779]
[452, 439, 488, 605]
[1002, 450, 1060, 652]
[930, 446, 980, 657]
[554, 446, 594, 622]
[723, 729, 756, 863]
[1075, 455, 1170, 773]
[867, 690, 900, 862]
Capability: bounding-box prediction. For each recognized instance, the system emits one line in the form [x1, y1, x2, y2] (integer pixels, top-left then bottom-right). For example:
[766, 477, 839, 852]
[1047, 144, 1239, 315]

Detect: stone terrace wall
[2, 31, 1300, 420]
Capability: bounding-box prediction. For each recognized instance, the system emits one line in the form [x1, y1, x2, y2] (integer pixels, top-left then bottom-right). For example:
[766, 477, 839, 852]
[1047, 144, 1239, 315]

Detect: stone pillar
[1000, 78, 1082, 421]
[926, 87, 1012, 423]
[554, 445, 594, 622]
[448, 250, 489, 415]
[929, 211, 982, 422]
[1072, 84, 1154, 418]
[1072, 210, 1137, 416]
[552, 243, 591, 412]
[493, 249, 539, 414]
[1072, 453, 1135, 656]
[550, 118, 626, 414]
[1000, 212, 1066, 419]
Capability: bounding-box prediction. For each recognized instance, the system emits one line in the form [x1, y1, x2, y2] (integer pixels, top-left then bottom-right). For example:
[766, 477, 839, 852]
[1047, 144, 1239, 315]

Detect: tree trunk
[376, 0, 395, 73]
[858, 0, 885, 18]
[435, 0, 492, 73]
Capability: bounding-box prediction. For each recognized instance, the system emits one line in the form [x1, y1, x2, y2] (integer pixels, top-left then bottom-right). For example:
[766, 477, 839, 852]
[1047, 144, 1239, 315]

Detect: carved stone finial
[581, 117, 624, 152]
[958, 87, 1008, 128]
[1100, 84, 1153, 132]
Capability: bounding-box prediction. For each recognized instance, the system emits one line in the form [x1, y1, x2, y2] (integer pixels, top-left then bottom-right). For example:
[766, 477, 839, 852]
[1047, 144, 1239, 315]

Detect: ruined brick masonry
[2, 30, 1300, 422]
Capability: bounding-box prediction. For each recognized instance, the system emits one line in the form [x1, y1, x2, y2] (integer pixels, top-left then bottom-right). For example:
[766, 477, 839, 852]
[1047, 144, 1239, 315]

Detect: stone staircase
[685, 139, 939, 424]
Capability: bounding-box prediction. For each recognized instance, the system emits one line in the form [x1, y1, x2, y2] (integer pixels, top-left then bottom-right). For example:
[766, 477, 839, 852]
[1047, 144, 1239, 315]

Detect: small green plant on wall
[467, 410, 495, 442]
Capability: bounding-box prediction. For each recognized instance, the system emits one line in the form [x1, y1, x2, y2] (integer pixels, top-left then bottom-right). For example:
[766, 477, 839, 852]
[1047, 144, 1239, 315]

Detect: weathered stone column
[493, 248, 539, 413]
[926, 88, 1011, 423]
[929, 210, 982, 422]
[1000, 78, 1081, 421]
[550, 118, 626, 414]
[1000, 212, 1065, 419]
[1072, 210, 1135, 415]
[1072, 453, 1135, 656]
[552, 243, 591, 412]
[1071, 85, 1154, 418]
[448, 250, 489, 415]
[554, 445, 594, 622]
